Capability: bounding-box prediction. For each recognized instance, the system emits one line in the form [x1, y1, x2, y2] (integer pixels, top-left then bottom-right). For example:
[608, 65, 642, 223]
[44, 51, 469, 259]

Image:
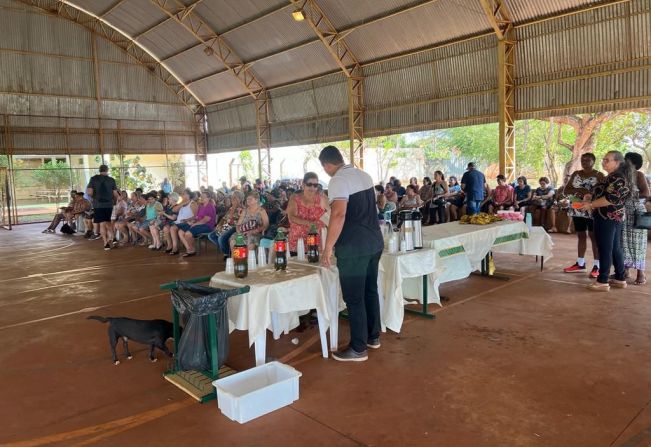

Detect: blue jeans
[466, 200, 482, 215]
[208, 227, 236, 257]
[593, 213, 625, 284]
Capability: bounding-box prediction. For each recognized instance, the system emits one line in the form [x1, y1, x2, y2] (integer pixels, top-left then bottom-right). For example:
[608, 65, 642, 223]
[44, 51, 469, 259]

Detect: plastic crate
[212, 361, 302, 423]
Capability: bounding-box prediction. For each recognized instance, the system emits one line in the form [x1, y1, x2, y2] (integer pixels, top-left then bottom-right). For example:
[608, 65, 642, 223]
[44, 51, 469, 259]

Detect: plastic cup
[296, 238, 306, 261]
[257, 246, 267, 267]
[248, 254, 257, 271]
[225, 258, 234, 274]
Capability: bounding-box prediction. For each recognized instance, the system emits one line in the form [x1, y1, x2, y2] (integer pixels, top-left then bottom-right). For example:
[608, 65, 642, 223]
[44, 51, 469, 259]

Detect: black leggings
[429, 204, 445, 224]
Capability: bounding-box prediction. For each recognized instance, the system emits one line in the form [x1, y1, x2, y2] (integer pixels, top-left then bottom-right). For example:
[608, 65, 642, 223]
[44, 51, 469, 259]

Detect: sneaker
[587, 282, 610, 292]
[608, 279, 627, 289]
[589, 266, 599, 278]
[564, 263, 586, 273]
[84, 231, 93, 239]
[90, 234, 102, 241]
[367, 338, 381, 349]
[332, 347, 368, 362]
[148, 244, 156, 249]
[103, 243, 111, 251]
[112, 240, 118, 247]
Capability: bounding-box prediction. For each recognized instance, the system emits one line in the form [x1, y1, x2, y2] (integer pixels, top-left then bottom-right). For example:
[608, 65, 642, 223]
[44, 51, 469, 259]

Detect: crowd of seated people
[43, 167, 590, 260]
[379, 172, 578, 231]
[41, 175, 331, 260]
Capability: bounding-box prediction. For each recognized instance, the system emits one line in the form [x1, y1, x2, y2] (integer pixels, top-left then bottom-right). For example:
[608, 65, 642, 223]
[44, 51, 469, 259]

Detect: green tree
[168, 158, 186, 189]
[238, 150, 256, 181]
[32, 160, 71, 200]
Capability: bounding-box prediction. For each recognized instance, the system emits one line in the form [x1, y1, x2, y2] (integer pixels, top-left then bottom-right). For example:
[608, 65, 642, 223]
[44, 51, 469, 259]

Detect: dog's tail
[87, 315, 110, 323]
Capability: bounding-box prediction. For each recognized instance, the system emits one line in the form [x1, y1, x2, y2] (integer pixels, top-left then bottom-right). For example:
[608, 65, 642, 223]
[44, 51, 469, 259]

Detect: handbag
[634, 211, 651, 230]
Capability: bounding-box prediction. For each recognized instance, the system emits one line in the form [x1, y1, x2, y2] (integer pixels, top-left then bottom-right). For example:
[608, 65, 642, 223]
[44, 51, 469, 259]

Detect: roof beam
[480, 0, 516, 180]
[290, 0, 365, 167]
[132, 0, 206, 41]
[478, 0, 513, 40]
[185, 0, 440, 87]
[160, 2, 294, 63]
[149, 0, 271, 178]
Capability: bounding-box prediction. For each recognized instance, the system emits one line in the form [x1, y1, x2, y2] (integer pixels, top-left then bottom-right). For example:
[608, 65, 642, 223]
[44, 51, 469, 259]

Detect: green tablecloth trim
[493, 232, 529, 246]
[438, 245, 466, 258]
[437, 231, 529, 258]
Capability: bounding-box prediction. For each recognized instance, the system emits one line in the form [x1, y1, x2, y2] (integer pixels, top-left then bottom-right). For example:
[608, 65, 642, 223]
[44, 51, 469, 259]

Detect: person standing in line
[563, 153, 605, 278]
[460, 162, 488, 216]
[622, 152, 650, 285]
[86, 164, 119, 250]
[320, 146, 384, 362]
[578, 151, 633, 292]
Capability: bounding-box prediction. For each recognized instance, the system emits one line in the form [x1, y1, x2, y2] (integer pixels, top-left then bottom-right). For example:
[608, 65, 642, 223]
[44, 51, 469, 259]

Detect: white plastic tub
[212, 361, 302, 423]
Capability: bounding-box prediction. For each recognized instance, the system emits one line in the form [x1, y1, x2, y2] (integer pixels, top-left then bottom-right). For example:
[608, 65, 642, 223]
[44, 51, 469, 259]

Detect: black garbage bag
[170, 281, 249, 372]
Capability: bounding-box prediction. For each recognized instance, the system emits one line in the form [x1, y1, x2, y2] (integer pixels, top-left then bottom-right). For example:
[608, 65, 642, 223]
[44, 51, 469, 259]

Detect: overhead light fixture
[292, 9, 305, 21]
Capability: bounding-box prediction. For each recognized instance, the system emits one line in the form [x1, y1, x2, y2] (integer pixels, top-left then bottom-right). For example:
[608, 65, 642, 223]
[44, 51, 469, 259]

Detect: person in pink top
[485, 174, 514, 214]
[287, 172, 329, 254]
[176, 191, 216, 257]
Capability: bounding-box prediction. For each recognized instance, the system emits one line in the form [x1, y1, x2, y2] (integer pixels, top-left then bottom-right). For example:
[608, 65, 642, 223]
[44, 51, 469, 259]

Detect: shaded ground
[0, 224, 650, 446]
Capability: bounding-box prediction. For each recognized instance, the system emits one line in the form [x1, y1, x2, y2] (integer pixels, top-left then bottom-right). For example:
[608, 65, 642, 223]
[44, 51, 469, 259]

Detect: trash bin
[170, 281, 249, 372]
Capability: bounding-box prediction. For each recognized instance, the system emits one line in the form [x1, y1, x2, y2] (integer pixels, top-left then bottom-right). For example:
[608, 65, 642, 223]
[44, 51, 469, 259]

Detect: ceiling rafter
[184, 0, 441, 87]
[159, 2, 294, 63]
[204, 0, 626, 106]
[290, 0, 365, 166]
[148, 0, 271, 177]
[16, 0, 203, 114]
[131, 0, 207, 41]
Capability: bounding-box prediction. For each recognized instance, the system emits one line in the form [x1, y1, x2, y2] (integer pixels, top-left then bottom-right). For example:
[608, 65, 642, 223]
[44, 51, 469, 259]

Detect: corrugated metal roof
[164, 43, 226, 84]
[137, 19, 198, 61]
[103, 0, 168, 38]
[193, 0, 288, 34]
[189, 71, 250, 104]
[249, 40, 340, 89]
[505, 0, 604, 24]
[219, 7, 315, 61]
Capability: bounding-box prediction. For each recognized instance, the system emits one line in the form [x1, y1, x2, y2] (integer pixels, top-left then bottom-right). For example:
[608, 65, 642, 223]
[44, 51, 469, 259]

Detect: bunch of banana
[459, 212, 504, 225]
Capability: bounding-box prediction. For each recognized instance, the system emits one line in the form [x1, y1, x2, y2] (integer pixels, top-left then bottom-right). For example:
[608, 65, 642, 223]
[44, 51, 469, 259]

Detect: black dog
[87, 316, 176, 365]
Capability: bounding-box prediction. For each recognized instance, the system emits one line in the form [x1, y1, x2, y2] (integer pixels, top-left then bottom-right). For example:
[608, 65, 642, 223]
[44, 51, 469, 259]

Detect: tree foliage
[31, 160, 71, 196]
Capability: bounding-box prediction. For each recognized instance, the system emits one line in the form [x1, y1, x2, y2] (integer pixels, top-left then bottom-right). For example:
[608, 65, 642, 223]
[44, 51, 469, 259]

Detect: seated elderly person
[43, 190, 77, 233]
[531, 177, 555, 230]
[126, 193, 147, 245]
[231, 191, 269, 251]
[483, 174, 514, 214]
[209, 190, 243, 259]
[287, 172, 328, 255]
[176, 190, 217, 257]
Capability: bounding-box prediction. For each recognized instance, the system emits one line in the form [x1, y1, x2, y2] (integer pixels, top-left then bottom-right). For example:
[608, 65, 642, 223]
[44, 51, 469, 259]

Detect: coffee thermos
[399, 210, 414, 251]
[398, 209, 423, 251]
[412, 208, 423, 249]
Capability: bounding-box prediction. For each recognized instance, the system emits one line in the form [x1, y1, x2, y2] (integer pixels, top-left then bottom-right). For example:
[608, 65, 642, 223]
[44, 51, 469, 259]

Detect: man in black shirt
[87, 165, 118, 250]
[320, 146, 384, 362]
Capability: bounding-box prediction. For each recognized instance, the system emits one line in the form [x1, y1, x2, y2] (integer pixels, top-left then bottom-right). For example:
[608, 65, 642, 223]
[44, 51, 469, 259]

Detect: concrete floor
[1, 224, 650, 447]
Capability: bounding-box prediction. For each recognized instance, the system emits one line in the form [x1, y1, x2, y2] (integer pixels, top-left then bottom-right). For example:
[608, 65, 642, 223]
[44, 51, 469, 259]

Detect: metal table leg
[404, 275, 436, 319]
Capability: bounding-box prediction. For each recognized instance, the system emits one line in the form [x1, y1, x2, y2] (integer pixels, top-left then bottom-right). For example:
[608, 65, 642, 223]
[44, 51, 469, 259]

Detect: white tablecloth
[378, 248, 441, 333]
[210, 262, 334, 361]
[401, 220, 530, 308]
[492, 226, 554, 261]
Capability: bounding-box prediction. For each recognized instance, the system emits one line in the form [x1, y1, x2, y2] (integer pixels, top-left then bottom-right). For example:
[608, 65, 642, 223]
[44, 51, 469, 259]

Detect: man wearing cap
[319, 145, 384, 362]
[87, 165, 119, 250]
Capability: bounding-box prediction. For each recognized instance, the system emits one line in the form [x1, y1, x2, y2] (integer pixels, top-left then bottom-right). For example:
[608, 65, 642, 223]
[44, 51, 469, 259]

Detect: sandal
[182, 252, 196, 258]
[548, 227, 558, 233]
[169, 251, 179, 255]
